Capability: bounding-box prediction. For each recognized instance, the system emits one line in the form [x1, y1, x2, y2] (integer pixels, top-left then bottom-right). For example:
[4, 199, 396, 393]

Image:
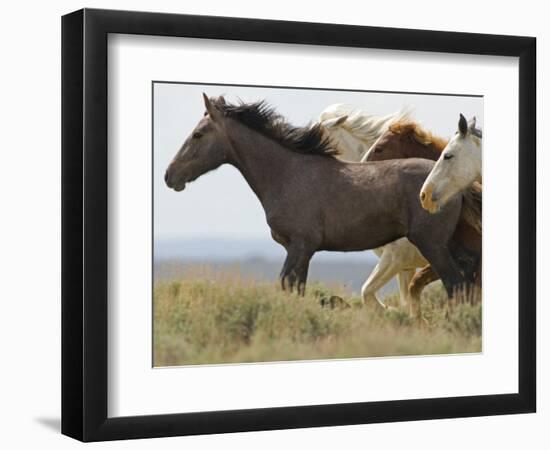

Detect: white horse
[420, 114, 482, 213]
[318, 104, 428, 310]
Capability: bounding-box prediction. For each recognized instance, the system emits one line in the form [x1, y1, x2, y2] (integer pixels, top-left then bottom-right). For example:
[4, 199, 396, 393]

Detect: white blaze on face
[420, 129, 482, 212]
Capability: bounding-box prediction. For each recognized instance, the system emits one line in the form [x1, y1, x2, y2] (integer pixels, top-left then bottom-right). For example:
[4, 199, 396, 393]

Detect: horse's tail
[460, 181, 482, 234]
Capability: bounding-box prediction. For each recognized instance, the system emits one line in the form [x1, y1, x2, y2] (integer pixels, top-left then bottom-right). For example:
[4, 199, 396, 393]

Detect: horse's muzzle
[164, 166, 186, 191]
[420, 183, 439, 214]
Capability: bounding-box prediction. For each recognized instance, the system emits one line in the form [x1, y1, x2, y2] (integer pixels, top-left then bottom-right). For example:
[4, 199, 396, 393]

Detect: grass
[153, 266, 482, 367]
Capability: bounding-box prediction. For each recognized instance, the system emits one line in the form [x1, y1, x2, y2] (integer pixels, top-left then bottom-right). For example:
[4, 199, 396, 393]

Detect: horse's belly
[319, 180, 408, 251]
[321, 220, 405, 252]
[381, 238, 428, 268]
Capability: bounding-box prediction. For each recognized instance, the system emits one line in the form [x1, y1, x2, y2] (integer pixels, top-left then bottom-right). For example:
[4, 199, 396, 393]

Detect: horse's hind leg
[361, 248, 401, 310]
[397, 270, 415, 309]
[408, 265, 439, 321]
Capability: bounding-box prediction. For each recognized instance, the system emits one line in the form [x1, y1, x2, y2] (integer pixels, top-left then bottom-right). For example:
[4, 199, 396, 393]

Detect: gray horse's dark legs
[409, 239, 466, 298]
[280, 242, 314, 295]
[407, 193, 468, 299]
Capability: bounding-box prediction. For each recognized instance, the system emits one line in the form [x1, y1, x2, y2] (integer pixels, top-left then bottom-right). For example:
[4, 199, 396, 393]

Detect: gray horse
[165, 94, 476, 301]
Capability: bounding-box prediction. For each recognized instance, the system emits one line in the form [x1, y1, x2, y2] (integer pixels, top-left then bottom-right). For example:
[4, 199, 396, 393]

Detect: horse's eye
[193, 132, 203, 139]
[444, 154, 454, 160]
[374, 146, 383, 153]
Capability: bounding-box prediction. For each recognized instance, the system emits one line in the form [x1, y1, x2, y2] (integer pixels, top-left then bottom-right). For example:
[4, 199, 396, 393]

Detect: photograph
[153, 82, 483, 367]
[0, 0, 543, 446]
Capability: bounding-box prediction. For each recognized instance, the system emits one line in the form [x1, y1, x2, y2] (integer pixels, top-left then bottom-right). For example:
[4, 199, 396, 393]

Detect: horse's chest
[270, 229, 289, 248]
[265, 206, 323, 247]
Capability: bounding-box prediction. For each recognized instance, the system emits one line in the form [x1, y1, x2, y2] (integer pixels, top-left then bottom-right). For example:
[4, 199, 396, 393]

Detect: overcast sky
[153, 83, 483, 247]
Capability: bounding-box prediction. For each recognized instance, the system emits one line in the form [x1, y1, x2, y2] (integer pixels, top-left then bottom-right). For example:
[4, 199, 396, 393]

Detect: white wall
[0, 1, 546, 448]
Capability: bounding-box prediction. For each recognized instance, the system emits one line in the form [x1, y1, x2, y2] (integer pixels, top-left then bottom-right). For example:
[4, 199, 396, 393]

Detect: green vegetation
[153, 267, 481, 366]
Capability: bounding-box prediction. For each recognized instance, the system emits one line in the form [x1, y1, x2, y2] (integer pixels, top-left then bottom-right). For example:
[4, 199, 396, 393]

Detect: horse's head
[363, 129, 414, 162]
[165, 94, 230, 192]
[420, 114, 482, 213]
[364, 122, 445, 163]
[318, 114, 367, 162]
[363, 130, 394, 162]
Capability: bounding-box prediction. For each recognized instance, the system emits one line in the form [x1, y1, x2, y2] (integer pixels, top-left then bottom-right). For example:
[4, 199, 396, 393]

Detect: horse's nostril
[164, 170, 171, 185]
[420, 192, 426, 201]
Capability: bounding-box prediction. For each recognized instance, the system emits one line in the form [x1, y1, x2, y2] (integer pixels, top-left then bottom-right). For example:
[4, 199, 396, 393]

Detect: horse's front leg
[407, 236, 467, 302]
[280, 242, 314, 296]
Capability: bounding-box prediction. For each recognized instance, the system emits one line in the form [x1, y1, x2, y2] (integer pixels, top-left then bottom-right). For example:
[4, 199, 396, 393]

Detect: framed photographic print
[61, 8, 536, 442]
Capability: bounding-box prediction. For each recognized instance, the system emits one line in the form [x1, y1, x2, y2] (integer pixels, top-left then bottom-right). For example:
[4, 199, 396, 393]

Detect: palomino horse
[165, 94, 475, 306]
[318, 105, 420, 308]
[420, 114, 482, 213]
[365, 120, 482, 318]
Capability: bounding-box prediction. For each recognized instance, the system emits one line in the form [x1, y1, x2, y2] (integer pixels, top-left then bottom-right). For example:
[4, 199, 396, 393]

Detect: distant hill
[154, 237, 380, 263]
[154, 238, 398, 294]
[154, 258, 391, 295]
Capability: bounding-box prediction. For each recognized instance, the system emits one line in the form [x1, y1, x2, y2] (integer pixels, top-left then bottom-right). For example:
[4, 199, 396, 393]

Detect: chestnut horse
[165, 95, 477, 308]
[365, 119, 482, 316]
[363, 119, 447, 163]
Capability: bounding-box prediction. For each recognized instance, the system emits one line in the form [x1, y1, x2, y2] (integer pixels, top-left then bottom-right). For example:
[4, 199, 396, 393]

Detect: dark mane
[212, 98, 339, 157]
[470, 127, 482, 139]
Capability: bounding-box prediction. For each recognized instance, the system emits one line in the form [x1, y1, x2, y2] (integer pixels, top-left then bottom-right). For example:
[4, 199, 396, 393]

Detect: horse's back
[340, 158, 435, 194]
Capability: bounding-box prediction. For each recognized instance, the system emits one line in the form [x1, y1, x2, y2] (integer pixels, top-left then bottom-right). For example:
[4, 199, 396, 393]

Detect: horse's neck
[340, 141, 366, 162]
[223, 120, 295, 203]
[338, 133, 372, 162]
[415, 143, 442, 161]
[352, 115, 401, 157]
[475, 145, 483, 181]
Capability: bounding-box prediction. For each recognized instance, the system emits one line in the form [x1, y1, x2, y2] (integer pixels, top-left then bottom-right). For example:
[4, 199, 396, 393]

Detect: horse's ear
[458, 113, 468, 137]
[202, 92, 213, 112]
[323, 115, 348, 128]
[202, 93, 222, 122]
[334, 114, 348, 126]
[218, 95, 226, 105]
[468, 116, 477, 130]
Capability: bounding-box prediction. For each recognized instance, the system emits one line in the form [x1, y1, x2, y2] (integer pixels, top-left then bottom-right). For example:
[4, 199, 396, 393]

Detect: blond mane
[319, 104, 414, 150]
[389, 120, 449, 152]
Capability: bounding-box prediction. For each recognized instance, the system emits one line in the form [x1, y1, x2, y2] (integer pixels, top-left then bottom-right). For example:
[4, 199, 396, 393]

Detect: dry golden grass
[153, 266, 481, 366]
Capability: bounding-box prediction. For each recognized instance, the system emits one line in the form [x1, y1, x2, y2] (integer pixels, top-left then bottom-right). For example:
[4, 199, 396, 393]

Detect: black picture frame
[62, 8, 536, 442]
